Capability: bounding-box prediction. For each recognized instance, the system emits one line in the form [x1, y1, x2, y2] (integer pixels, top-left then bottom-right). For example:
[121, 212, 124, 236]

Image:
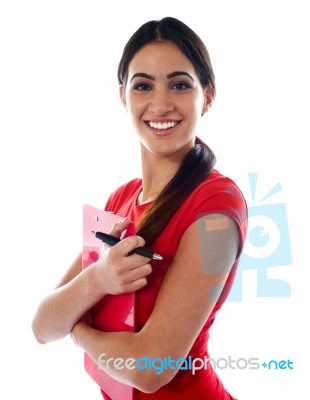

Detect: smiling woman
[32, 17, 248, 400]
[120, 41, 211, 159]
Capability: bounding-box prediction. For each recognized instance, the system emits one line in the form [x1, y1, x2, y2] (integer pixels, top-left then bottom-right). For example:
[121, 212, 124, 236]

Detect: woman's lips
[145, 120, 181, 136]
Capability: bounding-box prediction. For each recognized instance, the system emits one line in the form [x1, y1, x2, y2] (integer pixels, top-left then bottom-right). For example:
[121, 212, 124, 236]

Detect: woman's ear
[202, 86, 215, 116]
[119, 85, 127, 108]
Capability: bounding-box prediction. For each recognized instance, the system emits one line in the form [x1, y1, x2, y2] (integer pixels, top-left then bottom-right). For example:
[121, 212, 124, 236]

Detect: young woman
[32, 17, 247, 399]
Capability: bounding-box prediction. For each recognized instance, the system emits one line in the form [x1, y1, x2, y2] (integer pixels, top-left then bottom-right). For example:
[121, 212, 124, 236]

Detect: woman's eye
[171, 82, 191, 90]
[133, 83, 151, 91]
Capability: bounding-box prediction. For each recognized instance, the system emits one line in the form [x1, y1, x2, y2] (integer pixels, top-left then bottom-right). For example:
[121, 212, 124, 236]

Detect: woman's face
[120, 41, 213, 159]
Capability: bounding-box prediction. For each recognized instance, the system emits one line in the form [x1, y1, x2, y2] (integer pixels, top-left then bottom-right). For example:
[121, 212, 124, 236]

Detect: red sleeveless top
[101, 170, 247, 400]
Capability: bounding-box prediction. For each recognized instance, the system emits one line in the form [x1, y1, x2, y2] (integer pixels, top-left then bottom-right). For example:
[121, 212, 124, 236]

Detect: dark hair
[117, 17, 215, 91]
[117, 17, 216, 248]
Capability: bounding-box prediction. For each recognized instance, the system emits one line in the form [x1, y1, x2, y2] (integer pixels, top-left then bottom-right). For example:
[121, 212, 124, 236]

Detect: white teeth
[148, 121, 178, 130]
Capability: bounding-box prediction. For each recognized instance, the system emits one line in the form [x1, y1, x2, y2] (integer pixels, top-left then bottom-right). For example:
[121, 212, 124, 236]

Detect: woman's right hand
[91, 217, 153, 295]
[32, 217, 152, 344]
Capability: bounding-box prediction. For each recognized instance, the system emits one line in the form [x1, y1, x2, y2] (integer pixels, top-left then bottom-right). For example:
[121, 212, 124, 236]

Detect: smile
[147, 121, 180, 130]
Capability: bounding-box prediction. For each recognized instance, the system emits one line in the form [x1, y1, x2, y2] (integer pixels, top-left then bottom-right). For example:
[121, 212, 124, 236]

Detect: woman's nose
[149, 89, 174, 115]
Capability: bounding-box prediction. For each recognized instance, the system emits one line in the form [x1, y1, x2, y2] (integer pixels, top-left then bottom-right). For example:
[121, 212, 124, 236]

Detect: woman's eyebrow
[167, 71, 195, 81]
[130, 72, 155, 83]
[129, 71, 195, 83]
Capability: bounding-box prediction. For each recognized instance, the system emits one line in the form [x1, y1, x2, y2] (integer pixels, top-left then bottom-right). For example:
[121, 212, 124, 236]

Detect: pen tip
[90, 230, 96, 236]
[153, 253, 164, 261]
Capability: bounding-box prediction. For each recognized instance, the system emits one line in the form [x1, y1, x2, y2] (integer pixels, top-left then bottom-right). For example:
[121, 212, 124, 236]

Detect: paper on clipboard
[82, 204, 136, 400]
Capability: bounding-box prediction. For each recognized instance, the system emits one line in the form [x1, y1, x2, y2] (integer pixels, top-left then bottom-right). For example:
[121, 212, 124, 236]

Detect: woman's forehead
[128, 41, 197, 79]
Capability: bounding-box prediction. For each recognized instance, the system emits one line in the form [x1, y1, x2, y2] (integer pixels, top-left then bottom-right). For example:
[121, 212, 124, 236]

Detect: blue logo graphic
[228, 173, 292, 301]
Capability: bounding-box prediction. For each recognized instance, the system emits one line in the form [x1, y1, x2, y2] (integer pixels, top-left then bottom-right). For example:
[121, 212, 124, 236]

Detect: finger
[108, 217, 131, 238]
[127, 263, 153, 281]
[120, 253, 151, 270]
[125, 277, 148, 292]
[110, 235, 146, 259]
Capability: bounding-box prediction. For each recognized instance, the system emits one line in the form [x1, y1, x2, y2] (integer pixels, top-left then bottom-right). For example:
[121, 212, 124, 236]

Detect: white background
[0, 1, 309, 399]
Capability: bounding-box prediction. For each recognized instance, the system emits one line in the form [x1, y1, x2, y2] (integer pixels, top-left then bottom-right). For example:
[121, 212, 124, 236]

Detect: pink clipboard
[82, 204, 136, 400]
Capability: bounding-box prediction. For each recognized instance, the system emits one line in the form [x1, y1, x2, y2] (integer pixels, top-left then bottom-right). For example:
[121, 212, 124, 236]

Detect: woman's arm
[71, 213, 239, 393]
[32, 218, 152, 344]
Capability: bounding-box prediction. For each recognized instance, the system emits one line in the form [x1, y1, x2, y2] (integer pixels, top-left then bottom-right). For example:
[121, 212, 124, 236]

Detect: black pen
[91, 231, 163, 261]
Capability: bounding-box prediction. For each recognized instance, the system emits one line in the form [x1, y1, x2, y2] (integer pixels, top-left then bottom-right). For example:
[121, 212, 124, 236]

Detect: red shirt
[101, 170, 247, 400]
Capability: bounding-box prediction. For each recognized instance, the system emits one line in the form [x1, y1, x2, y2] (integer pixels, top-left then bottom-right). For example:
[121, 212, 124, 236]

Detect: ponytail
[136, 137, 216, 248]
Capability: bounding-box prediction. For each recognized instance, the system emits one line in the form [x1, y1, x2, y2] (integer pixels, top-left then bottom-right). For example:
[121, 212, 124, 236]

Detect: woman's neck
[138, 166, 174, 205]
[138, 143, 193, 205]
